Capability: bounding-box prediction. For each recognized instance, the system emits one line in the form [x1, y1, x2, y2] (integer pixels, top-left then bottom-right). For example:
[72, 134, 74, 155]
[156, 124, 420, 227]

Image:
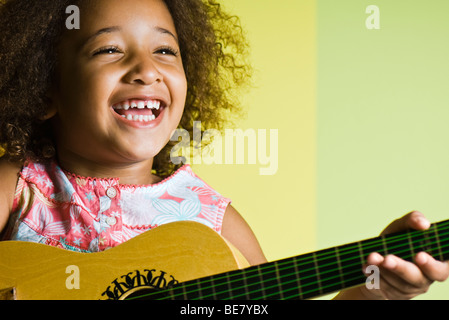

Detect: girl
[0, 0, 447, 300]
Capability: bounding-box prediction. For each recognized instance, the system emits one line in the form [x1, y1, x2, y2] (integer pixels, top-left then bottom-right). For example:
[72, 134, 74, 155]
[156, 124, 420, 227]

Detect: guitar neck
[131, 219, 449, 300]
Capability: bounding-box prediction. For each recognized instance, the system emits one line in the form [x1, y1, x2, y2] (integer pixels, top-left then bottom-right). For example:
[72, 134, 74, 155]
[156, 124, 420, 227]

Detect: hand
[360, 211, 449, 300]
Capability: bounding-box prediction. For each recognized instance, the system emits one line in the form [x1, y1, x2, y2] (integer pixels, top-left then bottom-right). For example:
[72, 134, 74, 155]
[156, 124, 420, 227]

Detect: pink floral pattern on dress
[3, 160, 230, 252]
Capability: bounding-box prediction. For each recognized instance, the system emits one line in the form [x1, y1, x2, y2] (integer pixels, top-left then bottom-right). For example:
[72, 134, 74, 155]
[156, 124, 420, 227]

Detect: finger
[377, 275, 417, 300]
[415, 252, 449, 282]
[365, 253, 432, 299]
[381, 211, 430, 235]
[380, 254, 431, 289]
[363, 257, 420, 299]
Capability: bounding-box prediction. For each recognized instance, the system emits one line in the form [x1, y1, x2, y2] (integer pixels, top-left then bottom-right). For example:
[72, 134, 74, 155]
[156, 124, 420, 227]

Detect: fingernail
[416, 252, 428, 265]
[416, 216, 431, 229]
[383, 255, 397, 269]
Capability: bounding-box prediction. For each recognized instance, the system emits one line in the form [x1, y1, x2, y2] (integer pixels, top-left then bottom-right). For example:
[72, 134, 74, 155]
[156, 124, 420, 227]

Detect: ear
[41, 104, 57, 121]
[41, 106, 57, 120]
[41, 88, 58, 121]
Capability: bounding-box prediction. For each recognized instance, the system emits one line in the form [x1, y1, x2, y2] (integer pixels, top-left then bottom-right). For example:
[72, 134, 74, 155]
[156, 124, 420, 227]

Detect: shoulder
[0, 159, 22, 232]
[221, 205, 267, 266]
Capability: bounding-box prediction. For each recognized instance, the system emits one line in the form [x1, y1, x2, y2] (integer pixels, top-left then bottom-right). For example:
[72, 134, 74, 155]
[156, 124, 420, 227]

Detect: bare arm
[0, 159, 21, 233]
[221, 205, 267, 266]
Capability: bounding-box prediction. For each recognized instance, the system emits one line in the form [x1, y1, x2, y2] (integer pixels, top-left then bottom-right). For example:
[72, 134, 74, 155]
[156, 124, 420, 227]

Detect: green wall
[317, 0, 449, 299]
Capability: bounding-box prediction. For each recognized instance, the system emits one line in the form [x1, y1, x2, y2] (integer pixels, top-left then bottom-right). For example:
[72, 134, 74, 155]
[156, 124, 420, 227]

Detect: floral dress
[2, 160, 230, 252]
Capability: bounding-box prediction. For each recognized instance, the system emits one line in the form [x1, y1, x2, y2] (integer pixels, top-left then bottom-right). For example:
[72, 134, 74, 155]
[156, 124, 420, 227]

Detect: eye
[93, 46, 122, 56]
[155, 46, 179, 57]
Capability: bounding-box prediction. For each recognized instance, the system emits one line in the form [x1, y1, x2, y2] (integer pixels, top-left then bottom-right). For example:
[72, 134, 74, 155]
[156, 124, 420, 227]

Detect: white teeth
[114, 100, 162, 110]
[147, 100, 160, 110]
[122, 113, 156, 122]
[113, 99, 161, 122]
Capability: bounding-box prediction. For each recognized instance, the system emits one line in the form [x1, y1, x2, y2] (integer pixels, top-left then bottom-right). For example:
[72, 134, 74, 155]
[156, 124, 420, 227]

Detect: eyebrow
[154, 26, 179, 43]
[84, 26, 122, 45]
[84, 25, 179, 46]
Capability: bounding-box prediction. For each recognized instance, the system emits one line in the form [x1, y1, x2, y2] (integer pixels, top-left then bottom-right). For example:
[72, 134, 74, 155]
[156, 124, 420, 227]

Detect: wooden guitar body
[0, 221, 249, 300]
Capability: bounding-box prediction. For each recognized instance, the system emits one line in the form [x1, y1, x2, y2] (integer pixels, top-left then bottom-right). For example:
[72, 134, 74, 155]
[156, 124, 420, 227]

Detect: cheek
[56, 69, 116, 117]
[170, 71, 188, 112]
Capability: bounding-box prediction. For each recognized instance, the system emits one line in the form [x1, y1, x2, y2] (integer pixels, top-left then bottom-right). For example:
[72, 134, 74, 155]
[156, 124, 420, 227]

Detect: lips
[112, 99, 165, 123]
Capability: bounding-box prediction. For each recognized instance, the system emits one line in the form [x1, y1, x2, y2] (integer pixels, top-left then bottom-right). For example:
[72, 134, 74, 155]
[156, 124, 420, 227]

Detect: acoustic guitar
[0, 219, 448, 300]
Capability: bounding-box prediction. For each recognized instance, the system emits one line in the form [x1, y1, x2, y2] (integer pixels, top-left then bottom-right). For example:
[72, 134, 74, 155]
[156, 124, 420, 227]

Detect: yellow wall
[195, 0, 317, 263]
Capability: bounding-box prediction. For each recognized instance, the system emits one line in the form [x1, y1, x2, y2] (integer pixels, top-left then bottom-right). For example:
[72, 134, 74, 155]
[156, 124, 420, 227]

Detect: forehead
[71, 0, 177, 40]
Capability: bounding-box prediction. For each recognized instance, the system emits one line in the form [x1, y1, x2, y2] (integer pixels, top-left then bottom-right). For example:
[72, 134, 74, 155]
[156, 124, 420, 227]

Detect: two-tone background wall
[1, 0, 447, 299]
[195, 0, 449, 299]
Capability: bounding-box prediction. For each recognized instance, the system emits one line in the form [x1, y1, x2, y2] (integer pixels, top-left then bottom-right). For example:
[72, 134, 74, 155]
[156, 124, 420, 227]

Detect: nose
[123, 52, 163, 86]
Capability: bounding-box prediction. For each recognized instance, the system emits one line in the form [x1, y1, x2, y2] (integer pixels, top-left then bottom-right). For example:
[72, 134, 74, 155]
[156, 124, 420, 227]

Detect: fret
[409, 227, 434, 259]
[334, 246, 345, 287]
[256, 264, 267, 299]
[383, 231, 413, 262]
[168, 282, 186, 300]
[312, 247, 344, 296]
[192, 275, 216, 299]
[356, 241, 364, 267]
[181, 280, 188, 300]
[258, 262, 282, 299]
[274, 258, 302, 299]
[218, 271, 245, 300]
[238, 265, 267, 299]
[296, 252, 323, 299]
[434, 220, 449, 261]
[335, 242, 366, 290]
[189, 278, 201, 300]
[274, 262, 285, 299]
[359, 236, 386, 258]
[291, 256, 303, 299]
[420, 227, 434, 255]
[406, 231, 415, 259]
[311, 252, 323, 296]
[381, 234, 389, 256]
[240, 267, 250, 299]
[432, 223, 444, 261]
[209, 273, 232, 300]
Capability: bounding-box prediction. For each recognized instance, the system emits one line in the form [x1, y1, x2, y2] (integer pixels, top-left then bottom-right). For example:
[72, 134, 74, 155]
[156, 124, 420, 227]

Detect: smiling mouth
[112, 99, 164, 122]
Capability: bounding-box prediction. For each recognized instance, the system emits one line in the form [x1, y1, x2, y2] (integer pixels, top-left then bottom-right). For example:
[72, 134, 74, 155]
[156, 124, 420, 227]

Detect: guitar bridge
[0, 287, 16, 300]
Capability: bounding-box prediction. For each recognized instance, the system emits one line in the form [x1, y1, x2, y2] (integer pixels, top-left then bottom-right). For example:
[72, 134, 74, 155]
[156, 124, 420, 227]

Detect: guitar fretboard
[128, 219, 449, 300]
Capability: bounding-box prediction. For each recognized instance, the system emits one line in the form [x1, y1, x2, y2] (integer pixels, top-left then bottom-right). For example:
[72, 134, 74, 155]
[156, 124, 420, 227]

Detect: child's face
[49, 0, 187, 170]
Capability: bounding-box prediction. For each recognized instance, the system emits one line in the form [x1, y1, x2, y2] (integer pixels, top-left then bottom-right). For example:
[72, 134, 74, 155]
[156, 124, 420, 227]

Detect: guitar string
[133, 222, 449, 300]
[157, 224, 449, 300]
[205, 231, 449, 300]
[229, 228, 449, 300]
[129, 221, 449, 300]
[230, 226, 449, 300]
[200, 224, 449, 300]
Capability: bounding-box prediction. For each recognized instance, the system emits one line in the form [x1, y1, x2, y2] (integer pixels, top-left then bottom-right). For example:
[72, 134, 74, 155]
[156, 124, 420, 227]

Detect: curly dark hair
[0, 0, 251, 177]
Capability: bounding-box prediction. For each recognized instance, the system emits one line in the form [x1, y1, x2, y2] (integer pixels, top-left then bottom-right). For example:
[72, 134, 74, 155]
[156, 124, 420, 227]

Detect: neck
[55, 150, 161, 185]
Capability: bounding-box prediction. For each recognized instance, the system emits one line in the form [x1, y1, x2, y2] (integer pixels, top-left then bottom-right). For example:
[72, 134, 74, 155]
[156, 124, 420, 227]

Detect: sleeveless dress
[1, 160, 230, 252]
